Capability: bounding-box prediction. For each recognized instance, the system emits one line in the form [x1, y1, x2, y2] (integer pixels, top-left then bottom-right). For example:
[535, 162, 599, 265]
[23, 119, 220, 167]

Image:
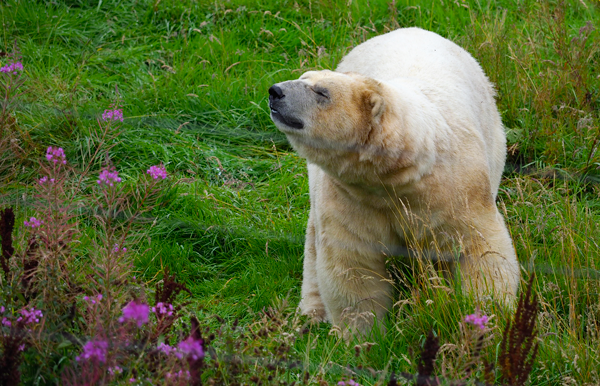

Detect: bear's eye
[312, 87, 330, 100]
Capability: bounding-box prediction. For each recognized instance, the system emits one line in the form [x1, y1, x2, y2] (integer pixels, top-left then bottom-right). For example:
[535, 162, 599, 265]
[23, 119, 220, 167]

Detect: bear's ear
[369, 92, 385, 122]
[362, 78, 385, 123]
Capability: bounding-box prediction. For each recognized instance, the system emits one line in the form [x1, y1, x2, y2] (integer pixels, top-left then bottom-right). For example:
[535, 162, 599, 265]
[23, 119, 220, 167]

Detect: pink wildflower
[338, 381, 361, 386]
[464, 311, 489, 330]
[83, 294, 103, 305]
[166, 370, 190, 380]
[102, 108, 124, 122]
[97, 167, 122, 187]
[108, 366, 123, 375]
[16, 307, 43, 324]
[119, 300, 150, 327]
[76, 339, 108, 363]
[113, 244, 127, 253]
[176, 336, 204, 360]
[24, 217, 42, 228]
[157, 342, 175, 355]
[38, 176, 55, 185]
[2, 318, 11, 327]
[46, 146, 67, 164]
[0, 61, 23, 73]
[147, 164, 167, 180]
[152, 302, 174, 317]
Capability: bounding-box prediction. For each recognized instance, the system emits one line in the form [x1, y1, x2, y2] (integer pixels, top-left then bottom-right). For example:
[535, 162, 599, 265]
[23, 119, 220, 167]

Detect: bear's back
[336, 28, 488, 96]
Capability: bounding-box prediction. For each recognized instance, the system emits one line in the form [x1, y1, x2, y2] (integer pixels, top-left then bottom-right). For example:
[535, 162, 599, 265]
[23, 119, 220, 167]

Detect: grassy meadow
[1, 0, 599, 384]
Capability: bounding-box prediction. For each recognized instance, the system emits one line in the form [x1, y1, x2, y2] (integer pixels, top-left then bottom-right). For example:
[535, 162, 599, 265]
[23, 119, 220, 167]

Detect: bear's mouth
[270, 108, 304, 130]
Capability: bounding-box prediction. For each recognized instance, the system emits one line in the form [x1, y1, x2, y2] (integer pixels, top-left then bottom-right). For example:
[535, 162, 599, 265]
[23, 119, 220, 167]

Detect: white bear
[268, 27, 520, 336]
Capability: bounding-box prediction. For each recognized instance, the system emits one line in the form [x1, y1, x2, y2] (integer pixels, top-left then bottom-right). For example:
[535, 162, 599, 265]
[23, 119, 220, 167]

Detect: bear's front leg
[315, 237, 393, 338]
[299, 211, 328, 322]
[457, 208, 520, 303]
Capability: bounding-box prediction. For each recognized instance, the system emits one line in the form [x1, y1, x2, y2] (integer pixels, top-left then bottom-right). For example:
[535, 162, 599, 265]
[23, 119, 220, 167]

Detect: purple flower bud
[97, 167, 122, 187]
[24, 217, 42, 228]
[108, 366, 123, 375]
[153, 302, 174, 317]
[176, 336, 204, 360]
[102, 108, 124, 122]
[18, 307, 43, 324]
[0, 61, 23, 74]
[46, 147, 67, 165]
[166, 370, 190, 380]
[464, 311, 489, 330]
[147, 164, 168, 180]
[113, 244, 127, 253]
[119, 300, 150, 327]
[157, 342, 175, 355]
[76, 339, 108, 363]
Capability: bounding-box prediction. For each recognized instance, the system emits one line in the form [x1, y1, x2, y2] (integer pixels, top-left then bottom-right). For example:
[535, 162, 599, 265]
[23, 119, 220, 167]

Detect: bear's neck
[292, 104, 437, 189]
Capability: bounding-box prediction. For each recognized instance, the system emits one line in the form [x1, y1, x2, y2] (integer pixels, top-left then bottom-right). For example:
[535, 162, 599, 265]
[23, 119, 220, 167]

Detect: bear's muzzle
[268, 82, 305, 130]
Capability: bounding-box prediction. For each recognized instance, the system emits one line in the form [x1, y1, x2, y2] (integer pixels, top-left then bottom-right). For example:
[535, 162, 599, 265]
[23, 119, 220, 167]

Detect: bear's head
[269, 70, 396, 181]
[269, 70, 385, 148]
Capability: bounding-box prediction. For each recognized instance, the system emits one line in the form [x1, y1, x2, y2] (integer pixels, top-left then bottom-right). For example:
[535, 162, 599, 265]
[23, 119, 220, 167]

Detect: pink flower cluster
[24, 217, 42, 228]
[102, 108, 124, 122]
[108, 366, 123, 375]
[1, 306, 11, 327]
[0, 61, 23, 73]
[147, 164, 167, 180]
[119, 300, 150, 327]
[17, 307, 43, 324]
[152, 302, 174, 317]
[157, 342, 175, 355]
[76, 339, 108, 363]
[113, 244, 127, 253]
[38, 176, 55, 185]
[157, 336, 204, 361]
[175, 336, 204, 360]
[338, 380, 361, 386]
[464, 311, 489, 330]
[97, 167, 122, 186]
[46, 146, 67, 165]
[83, 294, 103, 305]
[166, 370, 190, 380]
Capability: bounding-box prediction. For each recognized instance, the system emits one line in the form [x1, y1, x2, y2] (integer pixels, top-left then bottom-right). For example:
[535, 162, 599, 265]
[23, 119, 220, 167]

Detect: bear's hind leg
[299, 212, 327, 322]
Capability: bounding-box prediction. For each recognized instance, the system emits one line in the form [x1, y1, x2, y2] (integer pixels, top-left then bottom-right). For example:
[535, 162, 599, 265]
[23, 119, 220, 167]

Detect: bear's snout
[268, 82, 305, 130]
[268, 83, 286, 113]
[268, 84, 284, 100]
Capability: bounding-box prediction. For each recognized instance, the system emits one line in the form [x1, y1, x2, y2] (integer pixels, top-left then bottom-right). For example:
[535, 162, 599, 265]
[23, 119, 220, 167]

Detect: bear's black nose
[268, 84, 284, 100]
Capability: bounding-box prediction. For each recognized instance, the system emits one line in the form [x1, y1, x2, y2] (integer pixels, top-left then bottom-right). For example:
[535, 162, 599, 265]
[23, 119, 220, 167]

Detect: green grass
[1, 0, 600, 384]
